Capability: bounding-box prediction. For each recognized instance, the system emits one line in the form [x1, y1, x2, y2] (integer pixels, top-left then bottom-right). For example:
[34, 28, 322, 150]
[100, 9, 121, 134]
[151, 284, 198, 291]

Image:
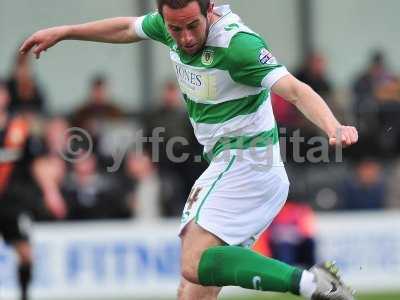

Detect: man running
[20, 1, 358, 299]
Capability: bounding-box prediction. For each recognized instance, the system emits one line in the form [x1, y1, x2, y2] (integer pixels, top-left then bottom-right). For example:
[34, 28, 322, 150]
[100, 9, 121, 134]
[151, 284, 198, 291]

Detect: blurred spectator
[71, 74, 124, 161]
[269, 199, 316, 269]
[0, 78, 44, 204]
[296, 52, 333, 103]
[0, 80, 59, 219]
[33, 117, 71, 221]
[352, 51, 400, 156]
[144, 80, 206, 199]
[375, 76, 400, 155]
[123, 151, 161, 219]
[254, 198, 316, 269]
[0, 79, 62, 300]
[62, 153, 130, 220]
[42, 117, 70, 158]
[340, 158, 386, 210]
[122, 150, 186, 218]
[7, 53, 46, 115]
[387, 159, 400, 210]
[72, 74, 123, 131]
[35, 117, 130, 221]
[353, 51, 395, 117]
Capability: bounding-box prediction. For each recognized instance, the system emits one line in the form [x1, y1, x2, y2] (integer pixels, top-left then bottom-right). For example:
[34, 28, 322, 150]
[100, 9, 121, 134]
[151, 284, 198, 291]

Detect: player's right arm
[20, 17, 144, 59]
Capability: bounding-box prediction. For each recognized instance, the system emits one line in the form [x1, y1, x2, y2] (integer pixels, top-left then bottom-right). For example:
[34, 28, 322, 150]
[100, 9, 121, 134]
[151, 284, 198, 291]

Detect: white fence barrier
[0, 212, 399, 299]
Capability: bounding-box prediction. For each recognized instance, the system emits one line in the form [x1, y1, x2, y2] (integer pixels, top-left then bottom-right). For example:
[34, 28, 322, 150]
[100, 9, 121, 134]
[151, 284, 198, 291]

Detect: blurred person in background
[387, 158, 400, 209]
[374, 71, 400, 156]
[353, 51, 395, 116]
[340, 158, 386, 210]
[33, 117, 69, 221]
[123, 150, 161, 219]
[7, 52, 46, 115]
[36, 117, 130, 221]
[62, 152, 130, 220]
[144, 80, 205, 199]
[20, 1, 359, 299]
[352, 51, 398, 157]
[72, 74, 123, 133]
[254, 195, 316, 270]
[268, 198, 316, 269]
[123, 149, 186, 218]
[0, 80, 65, 300]
[295, 52, 333, 104]
[71, 74, 124, 164]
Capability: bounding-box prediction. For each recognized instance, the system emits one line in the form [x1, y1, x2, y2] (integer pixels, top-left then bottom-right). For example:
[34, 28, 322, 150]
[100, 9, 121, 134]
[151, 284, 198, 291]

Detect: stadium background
[0, 0, 400, 299]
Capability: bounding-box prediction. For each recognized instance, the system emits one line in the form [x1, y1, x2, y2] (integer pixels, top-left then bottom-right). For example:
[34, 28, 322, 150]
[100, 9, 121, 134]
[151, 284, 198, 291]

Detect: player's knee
[181, 252, 202, 283]
[181, 261, 199, 284]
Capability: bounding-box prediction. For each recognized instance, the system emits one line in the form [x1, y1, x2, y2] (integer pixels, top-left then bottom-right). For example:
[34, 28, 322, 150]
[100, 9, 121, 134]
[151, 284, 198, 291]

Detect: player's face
[163, 2, 213, 55]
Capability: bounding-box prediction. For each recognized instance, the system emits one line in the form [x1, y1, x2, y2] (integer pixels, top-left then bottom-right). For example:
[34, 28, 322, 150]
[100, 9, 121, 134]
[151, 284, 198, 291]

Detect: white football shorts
[179, 144, 289, 246]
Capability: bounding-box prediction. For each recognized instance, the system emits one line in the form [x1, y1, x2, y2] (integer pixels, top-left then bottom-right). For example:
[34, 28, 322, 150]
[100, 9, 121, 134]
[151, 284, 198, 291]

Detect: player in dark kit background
[0, 78, 66, 300]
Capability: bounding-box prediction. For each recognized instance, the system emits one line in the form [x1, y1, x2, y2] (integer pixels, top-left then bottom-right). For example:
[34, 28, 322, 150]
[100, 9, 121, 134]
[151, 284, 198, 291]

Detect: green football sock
[198, 246, 302, 295]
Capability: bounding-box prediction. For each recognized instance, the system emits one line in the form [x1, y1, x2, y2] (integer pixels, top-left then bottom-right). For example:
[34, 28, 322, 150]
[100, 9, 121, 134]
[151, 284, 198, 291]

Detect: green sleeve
[141, 12, 173, 47]
[227, 33, 287, 88]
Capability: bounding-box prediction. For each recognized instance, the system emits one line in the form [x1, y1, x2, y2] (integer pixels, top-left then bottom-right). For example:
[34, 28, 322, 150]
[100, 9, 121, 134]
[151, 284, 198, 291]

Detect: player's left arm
[271, 74, 358, 147]
[225, 32, 357, 147]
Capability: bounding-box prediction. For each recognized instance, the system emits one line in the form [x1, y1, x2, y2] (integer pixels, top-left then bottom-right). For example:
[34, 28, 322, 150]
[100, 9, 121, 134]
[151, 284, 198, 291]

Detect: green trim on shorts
[195, 155, 237, 223]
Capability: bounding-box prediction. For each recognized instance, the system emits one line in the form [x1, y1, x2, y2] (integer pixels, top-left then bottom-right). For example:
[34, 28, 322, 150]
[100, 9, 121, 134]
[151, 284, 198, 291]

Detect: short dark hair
[157, 0, 211, 17]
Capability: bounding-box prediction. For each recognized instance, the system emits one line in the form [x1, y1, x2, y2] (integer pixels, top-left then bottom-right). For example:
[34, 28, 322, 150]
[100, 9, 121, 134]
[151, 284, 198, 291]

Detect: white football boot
[310, 261, 356, 300]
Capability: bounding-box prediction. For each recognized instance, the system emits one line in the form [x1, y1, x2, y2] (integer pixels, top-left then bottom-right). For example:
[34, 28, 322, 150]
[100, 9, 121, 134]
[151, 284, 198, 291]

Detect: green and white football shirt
[135, 5, 289, 162]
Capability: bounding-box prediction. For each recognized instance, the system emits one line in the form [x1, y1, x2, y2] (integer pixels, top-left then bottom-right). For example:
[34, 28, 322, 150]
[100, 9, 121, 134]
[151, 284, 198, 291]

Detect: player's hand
[328, 125, 358, 148]
[19, 26, 67, 59]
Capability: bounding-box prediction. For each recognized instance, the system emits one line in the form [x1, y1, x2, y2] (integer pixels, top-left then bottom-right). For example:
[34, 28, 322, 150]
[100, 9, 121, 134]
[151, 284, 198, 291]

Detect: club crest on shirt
[259, 48, 277, 65]
[201, 49, 214, 66]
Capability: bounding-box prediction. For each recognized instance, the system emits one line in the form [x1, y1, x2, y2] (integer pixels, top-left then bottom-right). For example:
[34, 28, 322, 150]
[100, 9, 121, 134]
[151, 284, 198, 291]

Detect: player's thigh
[180, 220, 224, 283]
[178, 276, 222, 300]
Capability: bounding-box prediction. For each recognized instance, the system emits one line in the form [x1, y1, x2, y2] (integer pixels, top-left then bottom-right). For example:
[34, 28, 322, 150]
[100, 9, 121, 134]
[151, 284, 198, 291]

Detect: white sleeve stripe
[261, 67, 290, 89]
[134, 16, 150, 39]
